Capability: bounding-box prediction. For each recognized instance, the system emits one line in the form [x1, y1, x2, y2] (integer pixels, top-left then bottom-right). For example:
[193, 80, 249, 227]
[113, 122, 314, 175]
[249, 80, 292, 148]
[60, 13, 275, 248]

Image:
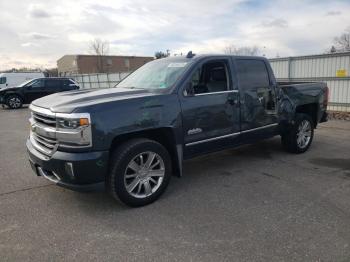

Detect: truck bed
[278, 81, 327, 94]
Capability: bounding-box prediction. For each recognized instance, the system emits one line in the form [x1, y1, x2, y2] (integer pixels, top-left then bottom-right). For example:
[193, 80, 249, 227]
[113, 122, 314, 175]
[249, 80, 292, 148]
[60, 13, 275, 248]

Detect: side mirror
[183, 82, 195, 96]
[26, 85, 32, 90]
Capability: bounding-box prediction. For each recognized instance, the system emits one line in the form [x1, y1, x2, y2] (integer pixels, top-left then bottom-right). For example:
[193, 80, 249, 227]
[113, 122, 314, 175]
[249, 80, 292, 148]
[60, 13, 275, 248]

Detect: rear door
[180, 58, 240, 157]
[235, 58, 277, 132]
[44, 79, 62, 95]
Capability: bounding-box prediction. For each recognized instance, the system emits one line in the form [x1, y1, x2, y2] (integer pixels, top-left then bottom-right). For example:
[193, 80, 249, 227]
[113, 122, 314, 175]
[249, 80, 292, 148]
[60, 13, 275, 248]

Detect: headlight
[55, 113, 92, 148]
[57, 117, 89, 129]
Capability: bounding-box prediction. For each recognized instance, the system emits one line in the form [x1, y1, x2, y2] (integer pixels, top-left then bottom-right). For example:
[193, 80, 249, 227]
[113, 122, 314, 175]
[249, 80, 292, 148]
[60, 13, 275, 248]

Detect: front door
[25, 79, 46, 103]
[180, 58, 240, 158]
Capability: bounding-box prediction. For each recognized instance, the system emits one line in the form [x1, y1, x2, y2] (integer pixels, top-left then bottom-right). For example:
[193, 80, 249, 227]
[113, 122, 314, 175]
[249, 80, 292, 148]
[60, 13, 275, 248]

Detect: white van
[0, 72, 45, 90]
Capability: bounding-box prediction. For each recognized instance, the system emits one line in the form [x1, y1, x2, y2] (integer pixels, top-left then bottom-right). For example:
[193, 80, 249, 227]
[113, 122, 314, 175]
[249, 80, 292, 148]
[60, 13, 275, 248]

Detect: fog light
[65, 162, 75, 179]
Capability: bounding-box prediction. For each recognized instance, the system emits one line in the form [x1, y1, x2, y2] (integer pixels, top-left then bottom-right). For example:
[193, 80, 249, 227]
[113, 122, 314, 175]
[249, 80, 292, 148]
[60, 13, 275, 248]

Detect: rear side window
[63, 79, 78, 87]
[46, 79, 61, 89]
[0, 77, 6, 84]
[236, 60, 270, 89]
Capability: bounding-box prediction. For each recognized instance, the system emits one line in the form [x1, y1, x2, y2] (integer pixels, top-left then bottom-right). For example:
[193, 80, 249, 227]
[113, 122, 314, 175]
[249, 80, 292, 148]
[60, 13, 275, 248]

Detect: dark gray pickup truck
[27, 54, 328, 206]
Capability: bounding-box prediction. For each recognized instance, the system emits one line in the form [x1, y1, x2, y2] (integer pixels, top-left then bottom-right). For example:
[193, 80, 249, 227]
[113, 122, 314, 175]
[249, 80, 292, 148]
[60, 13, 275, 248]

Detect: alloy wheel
[124, 151, 165, 199]
[8, 97, 21, 108]
[296, 120, 312, 149]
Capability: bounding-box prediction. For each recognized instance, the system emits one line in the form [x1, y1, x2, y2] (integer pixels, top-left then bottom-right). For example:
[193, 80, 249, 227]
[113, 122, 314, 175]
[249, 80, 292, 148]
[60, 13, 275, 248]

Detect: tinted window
[62, 80, 70, 87]
[46, 79, 61, 89]
[0, 77, 6, 84]
[187, 61, 229, 95]
[62, 79, 77, 88]
[236, 60, 270, 89]
[30, 79, 44, 88]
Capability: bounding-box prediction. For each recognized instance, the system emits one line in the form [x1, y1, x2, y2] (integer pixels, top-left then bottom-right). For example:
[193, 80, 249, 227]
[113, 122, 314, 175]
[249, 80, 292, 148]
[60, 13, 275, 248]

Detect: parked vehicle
[0, 78, 79, 109]
[0, 72, 45, 90]
[27, 54, 328, 207]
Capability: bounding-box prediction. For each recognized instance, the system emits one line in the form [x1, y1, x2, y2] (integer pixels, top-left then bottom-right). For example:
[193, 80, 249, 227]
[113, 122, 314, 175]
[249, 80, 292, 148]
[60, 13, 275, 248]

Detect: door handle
[228, 97, 239, 106]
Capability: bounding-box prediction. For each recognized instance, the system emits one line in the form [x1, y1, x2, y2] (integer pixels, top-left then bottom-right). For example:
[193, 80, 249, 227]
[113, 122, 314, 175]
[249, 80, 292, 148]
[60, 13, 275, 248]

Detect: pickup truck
[26, 53, 328, 207]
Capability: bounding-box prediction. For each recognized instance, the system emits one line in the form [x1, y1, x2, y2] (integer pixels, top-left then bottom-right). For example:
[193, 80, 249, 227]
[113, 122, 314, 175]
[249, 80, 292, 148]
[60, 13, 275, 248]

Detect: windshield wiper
[126, 86, 145, 90]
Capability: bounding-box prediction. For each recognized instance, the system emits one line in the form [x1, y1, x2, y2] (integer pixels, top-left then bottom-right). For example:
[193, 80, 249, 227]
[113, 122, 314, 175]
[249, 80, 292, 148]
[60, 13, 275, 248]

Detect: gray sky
[0, 0, 349, 70]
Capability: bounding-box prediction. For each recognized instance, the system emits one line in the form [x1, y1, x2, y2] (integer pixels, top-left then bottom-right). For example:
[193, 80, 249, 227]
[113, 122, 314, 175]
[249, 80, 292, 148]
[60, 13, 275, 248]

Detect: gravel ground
[0, 107, 350, 262]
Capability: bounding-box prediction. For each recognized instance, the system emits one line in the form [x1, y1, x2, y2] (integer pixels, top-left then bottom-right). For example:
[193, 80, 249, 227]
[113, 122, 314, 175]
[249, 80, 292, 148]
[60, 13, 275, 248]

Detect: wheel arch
[295, 103, 318, 128]
[110, 128, 183, 177]
[5, 92, 24, 101]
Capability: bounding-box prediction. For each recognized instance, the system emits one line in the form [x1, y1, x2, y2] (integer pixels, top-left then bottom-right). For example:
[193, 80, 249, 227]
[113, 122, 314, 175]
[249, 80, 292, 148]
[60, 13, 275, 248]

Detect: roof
[159, 54, 268, 61]
[36, 77, 73, 79]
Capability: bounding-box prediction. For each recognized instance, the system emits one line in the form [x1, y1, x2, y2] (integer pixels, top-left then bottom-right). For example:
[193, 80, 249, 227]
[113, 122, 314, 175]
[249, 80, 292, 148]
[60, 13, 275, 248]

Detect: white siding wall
[71, 72, 130, 89]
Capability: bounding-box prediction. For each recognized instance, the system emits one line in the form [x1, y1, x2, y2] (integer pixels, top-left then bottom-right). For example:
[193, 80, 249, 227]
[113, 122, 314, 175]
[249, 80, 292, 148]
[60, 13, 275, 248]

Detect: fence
[70, 72, 131, 89]
[270, 52, 350, 112]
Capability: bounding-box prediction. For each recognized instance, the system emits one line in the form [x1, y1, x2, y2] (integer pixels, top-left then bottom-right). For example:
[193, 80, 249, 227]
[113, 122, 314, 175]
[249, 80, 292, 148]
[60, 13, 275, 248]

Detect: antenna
[186, 51, 195, 58]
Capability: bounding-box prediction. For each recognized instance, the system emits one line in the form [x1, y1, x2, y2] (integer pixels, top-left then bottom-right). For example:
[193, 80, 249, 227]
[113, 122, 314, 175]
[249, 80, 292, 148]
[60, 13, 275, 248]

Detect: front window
[19, 79, 35, 87]
[116, 59, 190, 90]
[30, 79, 44, 88]
[185, 60, 230, 95]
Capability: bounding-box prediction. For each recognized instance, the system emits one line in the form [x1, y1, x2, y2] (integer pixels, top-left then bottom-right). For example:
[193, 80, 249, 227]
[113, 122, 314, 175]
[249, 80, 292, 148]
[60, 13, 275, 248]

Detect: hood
[0, 86, 20, 93]
[31, 87, 158, 113]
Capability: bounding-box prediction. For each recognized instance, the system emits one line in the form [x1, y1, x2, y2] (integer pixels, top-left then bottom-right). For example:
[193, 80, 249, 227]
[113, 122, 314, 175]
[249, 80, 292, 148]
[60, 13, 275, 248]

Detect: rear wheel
[107, 138, 172, 207]
[281, 113, 314, 153]
[6, 95, 23, 109]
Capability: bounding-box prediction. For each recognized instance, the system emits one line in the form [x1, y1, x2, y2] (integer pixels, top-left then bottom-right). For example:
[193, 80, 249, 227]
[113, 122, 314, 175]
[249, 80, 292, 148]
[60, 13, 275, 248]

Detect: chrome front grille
[32, 112, 56, 127]
[30, 105, 58, 156]
[33, 133, 57, 150]
[30, 133, 58, 156]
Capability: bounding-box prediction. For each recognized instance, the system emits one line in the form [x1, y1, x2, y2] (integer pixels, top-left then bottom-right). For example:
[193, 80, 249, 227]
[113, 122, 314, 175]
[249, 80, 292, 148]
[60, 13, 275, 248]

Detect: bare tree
[224, 45, 260, 56]
[89, 38, 110, 73]
[334, 28, 350, 52]
[90, 38, 110, 56]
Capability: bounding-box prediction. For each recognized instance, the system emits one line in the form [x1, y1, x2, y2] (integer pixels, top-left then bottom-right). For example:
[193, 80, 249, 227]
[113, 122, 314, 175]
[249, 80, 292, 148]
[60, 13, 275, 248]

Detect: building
[57, 55, 154, 76]
[269, 52, 350, 112]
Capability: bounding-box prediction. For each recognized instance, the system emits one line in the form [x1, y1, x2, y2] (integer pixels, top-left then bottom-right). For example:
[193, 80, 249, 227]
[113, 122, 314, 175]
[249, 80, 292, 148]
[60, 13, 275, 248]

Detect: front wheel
[281, 113, 314, 153]
[107, 138, 172, 207]
[6, 95, 23, 109]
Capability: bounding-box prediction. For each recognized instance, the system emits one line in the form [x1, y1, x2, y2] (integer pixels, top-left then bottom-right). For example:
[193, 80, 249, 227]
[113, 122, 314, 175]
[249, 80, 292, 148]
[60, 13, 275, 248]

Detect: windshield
[116, 59, 189, 90]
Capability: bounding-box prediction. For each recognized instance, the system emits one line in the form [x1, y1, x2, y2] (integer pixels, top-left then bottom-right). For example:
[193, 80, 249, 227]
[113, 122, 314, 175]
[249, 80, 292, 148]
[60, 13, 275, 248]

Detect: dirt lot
[1, 107, 350, 262]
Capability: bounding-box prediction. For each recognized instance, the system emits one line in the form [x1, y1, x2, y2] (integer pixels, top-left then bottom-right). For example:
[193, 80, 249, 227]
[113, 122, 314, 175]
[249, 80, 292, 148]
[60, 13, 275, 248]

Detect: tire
[6, 95, 23, 109]
[107, 138, 172, 207]
[281, 113, 314, 154]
